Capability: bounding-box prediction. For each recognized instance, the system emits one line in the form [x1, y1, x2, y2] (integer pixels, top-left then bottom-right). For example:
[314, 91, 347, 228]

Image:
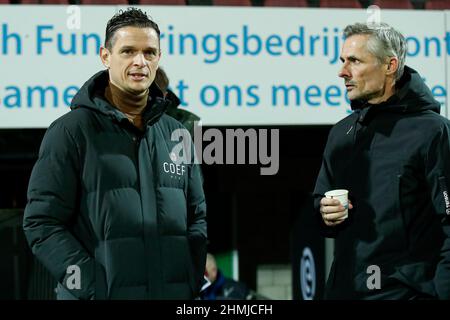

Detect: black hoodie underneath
[313, 66, 450, 299]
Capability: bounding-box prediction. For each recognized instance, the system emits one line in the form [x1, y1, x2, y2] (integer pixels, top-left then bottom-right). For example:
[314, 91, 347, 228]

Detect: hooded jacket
[23, 70, 207, 300]
[314, 66, 450, 300]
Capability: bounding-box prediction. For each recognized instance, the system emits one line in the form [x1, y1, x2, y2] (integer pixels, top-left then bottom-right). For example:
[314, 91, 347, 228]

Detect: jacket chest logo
[163, 152, 186, 179]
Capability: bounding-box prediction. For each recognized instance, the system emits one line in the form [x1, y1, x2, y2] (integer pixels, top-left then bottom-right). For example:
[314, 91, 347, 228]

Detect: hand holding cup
[320, 189, 352, 226]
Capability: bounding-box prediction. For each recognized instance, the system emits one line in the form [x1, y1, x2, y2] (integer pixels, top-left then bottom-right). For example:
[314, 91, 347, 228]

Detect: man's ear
[386, 57, 398, 76]
[100, 46, 110, 69]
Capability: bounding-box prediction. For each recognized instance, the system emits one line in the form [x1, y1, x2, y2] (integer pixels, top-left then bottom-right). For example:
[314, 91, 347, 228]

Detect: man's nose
[133, 53, 146, 67]
[338, 64, 350, 79]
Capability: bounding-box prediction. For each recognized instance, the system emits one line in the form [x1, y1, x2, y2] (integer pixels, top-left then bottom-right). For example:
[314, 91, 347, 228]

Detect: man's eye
[145, 51, 157, 57]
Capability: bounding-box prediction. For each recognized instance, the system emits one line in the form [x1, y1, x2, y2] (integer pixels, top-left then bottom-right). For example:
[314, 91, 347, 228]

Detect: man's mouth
[128, 72, 148, 81]
[345, 84, 355, 90]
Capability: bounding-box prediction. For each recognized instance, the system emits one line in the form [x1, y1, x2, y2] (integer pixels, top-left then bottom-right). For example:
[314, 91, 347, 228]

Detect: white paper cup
[325, 189, 349, 219]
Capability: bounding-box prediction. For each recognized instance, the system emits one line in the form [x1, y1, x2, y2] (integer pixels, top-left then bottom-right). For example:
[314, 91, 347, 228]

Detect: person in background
[154, 66, 200, 137]
[200, 253, 253, 300]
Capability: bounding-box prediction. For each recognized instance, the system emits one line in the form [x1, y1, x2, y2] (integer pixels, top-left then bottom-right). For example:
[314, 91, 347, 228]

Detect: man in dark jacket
[314, 22, 450, 299]
[154, 66, 201, 138]
[23, 8, 207, 300]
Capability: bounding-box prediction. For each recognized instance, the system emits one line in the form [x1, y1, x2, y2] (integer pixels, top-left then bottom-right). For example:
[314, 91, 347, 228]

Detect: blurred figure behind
[201, 253, 253, 300]
[154, 67, 200, 137]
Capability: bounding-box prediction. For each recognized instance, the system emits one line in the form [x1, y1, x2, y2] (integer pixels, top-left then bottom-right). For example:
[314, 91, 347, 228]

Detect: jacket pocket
[160, 236, 194, 299]
[94, 238, 147, 299]
[94, 258, 107, 300]
[390, 262, 437, 297]
[394, 173, 410, 252]
[56, 283, 79, 300]
[109, 285, 147, 300]
[156, 187, 187, 235]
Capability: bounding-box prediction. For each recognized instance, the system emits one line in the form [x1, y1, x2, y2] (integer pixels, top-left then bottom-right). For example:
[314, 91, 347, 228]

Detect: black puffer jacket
[23, 70, 207, 300]
[314, 66, 450, 300]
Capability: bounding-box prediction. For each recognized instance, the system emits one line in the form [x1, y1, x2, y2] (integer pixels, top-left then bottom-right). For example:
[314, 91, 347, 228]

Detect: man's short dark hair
[105, 7, 160, 50]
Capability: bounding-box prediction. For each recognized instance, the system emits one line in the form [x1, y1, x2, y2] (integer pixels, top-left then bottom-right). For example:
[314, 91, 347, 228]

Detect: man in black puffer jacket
[314, 22, 450, 300]
[23, 8, 207, 300]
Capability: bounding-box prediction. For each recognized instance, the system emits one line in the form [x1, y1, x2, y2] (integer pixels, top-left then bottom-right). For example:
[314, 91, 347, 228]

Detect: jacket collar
[71, 70, 169, 127]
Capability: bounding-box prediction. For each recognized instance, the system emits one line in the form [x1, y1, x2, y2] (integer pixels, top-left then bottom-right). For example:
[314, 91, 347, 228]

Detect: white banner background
[0, 5, 447, 128]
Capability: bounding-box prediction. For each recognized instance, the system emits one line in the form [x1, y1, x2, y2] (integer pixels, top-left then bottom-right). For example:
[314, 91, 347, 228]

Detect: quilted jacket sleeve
[23, 121, 95, 300]
[186, 142, 207, 297]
